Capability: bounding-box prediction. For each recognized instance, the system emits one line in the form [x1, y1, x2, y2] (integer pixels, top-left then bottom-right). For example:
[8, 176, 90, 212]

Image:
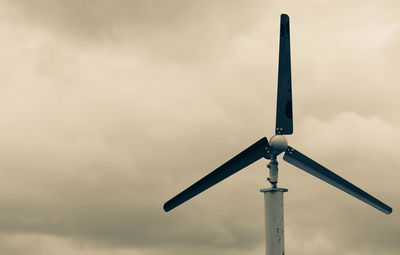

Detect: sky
[0, 0, 399, 254]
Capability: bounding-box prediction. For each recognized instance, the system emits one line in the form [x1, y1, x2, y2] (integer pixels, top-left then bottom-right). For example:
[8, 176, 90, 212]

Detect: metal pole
[261, 154, 287, 255]
[260, 187, 287, 255]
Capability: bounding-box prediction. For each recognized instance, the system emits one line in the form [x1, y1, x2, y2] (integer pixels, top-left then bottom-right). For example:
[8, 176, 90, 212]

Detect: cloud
[8, 0, 269, 61]
[0, 0, 398, 255]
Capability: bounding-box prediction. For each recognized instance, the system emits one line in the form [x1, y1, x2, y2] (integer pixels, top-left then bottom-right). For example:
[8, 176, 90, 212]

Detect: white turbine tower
[163, 14, 392, 255]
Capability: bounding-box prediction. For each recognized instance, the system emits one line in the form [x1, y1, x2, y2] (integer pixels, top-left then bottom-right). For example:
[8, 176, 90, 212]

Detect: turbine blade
[276, 14, 293, 135]
[283, 146, 392, 214]
[163, 137, 271, 212]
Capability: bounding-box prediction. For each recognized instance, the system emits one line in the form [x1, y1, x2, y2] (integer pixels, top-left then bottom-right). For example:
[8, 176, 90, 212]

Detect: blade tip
[384, 207, 393, 215]
[163, 203, 172, 212]
[281, 14, 289, 20]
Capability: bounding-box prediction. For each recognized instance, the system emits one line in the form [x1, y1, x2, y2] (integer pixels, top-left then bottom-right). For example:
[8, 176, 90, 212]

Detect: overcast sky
[0, 0, 399, 254]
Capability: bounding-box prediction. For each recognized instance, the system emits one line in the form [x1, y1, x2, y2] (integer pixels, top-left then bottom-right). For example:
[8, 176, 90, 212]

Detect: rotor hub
[270, 135, 288, 154]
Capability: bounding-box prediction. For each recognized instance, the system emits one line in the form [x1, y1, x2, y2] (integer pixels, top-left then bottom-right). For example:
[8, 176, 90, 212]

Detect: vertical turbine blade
[276, 14, 293, 135]
[283, 146, 392, 214]
[163, 137, 271, 212]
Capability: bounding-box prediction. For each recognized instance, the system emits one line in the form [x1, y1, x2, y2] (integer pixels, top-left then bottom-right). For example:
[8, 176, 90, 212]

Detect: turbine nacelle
[269, 135, 288, 155]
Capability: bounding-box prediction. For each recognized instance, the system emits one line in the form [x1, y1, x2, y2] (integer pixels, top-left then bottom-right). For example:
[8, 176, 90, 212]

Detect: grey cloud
[9, 0, 269, 61]
[0, 0, 399, 255]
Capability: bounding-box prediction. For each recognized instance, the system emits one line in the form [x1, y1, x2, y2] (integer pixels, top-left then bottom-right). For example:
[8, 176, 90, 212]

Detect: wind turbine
[163, 14, 392, 255]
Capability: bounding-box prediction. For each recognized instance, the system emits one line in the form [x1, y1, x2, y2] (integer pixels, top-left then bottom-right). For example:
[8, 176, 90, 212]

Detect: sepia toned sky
[0, 0, 399, 254]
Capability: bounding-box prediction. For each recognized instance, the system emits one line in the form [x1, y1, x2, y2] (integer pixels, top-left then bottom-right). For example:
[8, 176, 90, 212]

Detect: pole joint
[267, 154, 279, 188]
